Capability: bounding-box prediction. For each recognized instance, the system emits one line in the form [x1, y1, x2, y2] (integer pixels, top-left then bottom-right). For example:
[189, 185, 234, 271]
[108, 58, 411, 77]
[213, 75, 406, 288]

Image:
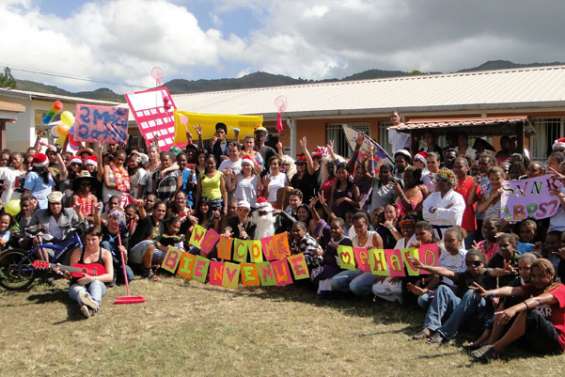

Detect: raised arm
[299, 137, 315, 175]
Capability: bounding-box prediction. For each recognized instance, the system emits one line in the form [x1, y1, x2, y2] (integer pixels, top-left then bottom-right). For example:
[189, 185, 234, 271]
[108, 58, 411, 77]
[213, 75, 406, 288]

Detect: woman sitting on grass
[65, 227, 114, 318]
[471, 258, 565, 361]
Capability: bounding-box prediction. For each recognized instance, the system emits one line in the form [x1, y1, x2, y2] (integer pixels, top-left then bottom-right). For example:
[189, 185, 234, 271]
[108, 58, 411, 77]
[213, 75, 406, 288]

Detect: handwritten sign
[208, 261, 224, 286]
[200, 228, 220, 255]
[418, 243, 440, 275]
[257, 262, 276, 286]
[240, 263, 260, 287]
[161, 247, 182, 274]
[189, 224, 207, 249]
[125, 86, 178, 151]
[288, 254, 310, 280]
[176, 253, 195, 280]
[74, 104, 128, 144]
[385, 249, 405, 278]
[353, 247, 370, 272]
[369, 248, 388, 276]
[500, 174, 562, 223]
[337, 245, 356, 270]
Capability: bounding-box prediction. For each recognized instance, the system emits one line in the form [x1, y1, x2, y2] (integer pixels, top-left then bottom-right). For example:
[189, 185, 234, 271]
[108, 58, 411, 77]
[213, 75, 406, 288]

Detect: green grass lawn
[1, 278, 564, 377]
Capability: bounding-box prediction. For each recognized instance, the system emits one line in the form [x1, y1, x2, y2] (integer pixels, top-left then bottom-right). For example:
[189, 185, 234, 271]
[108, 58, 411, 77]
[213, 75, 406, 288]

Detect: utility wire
[0, 62, 151, 90]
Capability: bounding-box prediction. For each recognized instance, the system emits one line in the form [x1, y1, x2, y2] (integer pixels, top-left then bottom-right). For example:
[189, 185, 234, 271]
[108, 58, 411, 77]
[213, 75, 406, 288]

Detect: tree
[0, 67, 16, 88]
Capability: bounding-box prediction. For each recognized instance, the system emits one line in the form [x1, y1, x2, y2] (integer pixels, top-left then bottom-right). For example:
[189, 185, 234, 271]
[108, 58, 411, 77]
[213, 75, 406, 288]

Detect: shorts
[523, 310, 563, 354]
[128, 240, 166, 265]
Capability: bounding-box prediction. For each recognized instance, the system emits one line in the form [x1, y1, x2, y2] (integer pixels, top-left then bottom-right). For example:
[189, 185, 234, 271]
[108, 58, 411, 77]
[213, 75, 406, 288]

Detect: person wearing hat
[28, 191, 83, 255]
[223, 200, 256, 240]
[23, 153, 56, 209]
[231, 154, 260, 209]
[128, 152, 149, 199]
[208, 122, 229, 167]
[72, 171, 99, 222]
[393, 149, 412, 184]
[254, 126, 276, 172]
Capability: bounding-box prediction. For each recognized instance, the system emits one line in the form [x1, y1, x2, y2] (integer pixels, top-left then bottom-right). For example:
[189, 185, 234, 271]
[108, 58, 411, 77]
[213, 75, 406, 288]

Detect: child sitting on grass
[290, 221, 323, 270]
[471, 258, 565, 361]
[410, 250, 491, 344]
[468, 252, 537, 350]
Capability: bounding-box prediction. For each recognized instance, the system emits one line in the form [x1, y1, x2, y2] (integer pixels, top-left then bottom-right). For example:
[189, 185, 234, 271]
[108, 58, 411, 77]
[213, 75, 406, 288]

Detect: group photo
[1, 1, 565, 376]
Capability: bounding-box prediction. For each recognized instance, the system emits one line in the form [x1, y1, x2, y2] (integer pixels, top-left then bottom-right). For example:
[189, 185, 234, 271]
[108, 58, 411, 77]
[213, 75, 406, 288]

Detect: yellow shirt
[201, 171, 222, 200]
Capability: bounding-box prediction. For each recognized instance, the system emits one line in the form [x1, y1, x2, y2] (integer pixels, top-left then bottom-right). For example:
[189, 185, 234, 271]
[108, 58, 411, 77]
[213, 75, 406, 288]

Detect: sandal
[471, 345, 498, 362]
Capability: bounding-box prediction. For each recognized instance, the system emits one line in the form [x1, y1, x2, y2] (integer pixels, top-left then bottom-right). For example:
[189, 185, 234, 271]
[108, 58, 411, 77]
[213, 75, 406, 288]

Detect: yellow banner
[174, 110, 263, 143]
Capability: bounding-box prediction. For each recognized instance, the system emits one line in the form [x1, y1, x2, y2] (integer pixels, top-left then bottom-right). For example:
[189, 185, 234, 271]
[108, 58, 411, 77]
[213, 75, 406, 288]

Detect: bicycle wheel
[0, 249, 37, 290]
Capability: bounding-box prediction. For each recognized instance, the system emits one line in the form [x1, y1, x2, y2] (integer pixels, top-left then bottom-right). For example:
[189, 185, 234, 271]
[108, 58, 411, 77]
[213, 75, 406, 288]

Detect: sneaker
[471, 345, 498, 362]
[412, 328, 432, 340]
[79, 305, 91, 319]
[79, 290, 99, 311]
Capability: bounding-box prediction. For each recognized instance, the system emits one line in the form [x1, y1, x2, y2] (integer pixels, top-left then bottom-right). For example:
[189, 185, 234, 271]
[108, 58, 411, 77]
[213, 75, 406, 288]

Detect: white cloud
[0, 0, 246, 91]
[3, 0, 565, 92]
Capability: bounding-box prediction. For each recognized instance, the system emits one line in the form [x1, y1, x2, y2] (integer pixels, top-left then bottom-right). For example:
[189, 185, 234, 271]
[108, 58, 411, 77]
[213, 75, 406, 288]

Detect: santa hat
[32, 153, 49, 168]
[414, 151, 428, 164]
[70, 156, 82, 165]
[312, 146, 327, 158]
[255, 197, 273, 211]
[241, 154, 254, 165]
[84, 155, 97, 167]
[553, 137, 565, 151]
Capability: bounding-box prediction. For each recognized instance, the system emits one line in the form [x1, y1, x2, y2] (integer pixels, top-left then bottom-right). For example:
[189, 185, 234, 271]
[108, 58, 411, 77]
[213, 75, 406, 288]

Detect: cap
[254, 126, 268, 134]
[47, 191, 63, 203]
[237, 200, 251, 209]
[394, 149, 412, 160]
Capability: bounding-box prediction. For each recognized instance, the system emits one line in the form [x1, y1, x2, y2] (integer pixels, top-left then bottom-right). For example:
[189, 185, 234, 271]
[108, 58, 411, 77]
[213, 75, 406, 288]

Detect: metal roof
[390, 115, 528, 131]
[165, 65, 565, 118]
[0, 88, 120, 105]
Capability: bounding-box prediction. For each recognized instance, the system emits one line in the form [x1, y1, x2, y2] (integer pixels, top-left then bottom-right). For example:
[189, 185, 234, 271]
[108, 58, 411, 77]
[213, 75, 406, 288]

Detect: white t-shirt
[219, 158, 242, 176]
[439, 247, 467, 287]
[549, 186, 565, 232]
[235, 174, 258, 208]
[267, 173, 287, 203]
[388, 126, 411, 152]
[0, 167, 22, 204]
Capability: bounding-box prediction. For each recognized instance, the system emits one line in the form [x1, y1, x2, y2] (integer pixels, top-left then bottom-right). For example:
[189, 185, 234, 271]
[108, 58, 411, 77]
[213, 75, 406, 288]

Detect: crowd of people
[1, 116, 565, 363]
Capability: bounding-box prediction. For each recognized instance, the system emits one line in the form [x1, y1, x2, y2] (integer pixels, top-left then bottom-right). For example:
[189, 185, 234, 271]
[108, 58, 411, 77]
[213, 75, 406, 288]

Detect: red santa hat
[241, 154, 254, 165]
[255, 197, 273, 211]
[84, 155, 97, 167]
[414, 151, 428, 164]
[553, 137, 565, 151]
[69, 156, 82, 165]
[32, 153, 49, 168]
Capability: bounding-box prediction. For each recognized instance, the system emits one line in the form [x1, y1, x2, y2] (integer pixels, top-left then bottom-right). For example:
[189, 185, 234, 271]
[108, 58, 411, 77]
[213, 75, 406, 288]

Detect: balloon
[60, 111, 75, 127]
[179, 114, 188, 126]
[58, 124, 70, 138]
[52, 100, 63, 112]
[4, 199, 20, 216]
[51, 125, 61, 138]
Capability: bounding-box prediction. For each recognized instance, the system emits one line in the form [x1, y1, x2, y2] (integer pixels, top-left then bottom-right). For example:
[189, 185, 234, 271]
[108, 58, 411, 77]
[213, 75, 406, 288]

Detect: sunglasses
[466, 260, 482, 267]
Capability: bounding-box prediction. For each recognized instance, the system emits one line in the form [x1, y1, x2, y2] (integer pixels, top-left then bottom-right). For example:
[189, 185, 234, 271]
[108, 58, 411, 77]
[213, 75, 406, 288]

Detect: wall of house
[4, 96, 33, 152]
[295, 117, 381, 149]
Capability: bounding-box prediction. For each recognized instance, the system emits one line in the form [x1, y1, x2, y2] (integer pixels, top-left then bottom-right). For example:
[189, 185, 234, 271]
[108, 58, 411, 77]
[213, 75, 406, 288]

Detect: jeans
[436, 288, 486, 339]
[417, 292, 433, 309]
[69, 280, 107, 307]
[350, 272, 379, 296]
[424, 285, 461, 332]
[330, 269, 362, 293]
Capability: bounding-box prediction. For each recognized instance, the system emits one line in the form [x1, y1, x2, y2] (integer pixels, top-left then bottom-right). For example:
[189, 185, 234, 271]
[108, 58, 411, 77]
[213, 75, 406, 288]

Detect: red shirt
[548, 284, 565, 351]
[455, 176, 478, 233]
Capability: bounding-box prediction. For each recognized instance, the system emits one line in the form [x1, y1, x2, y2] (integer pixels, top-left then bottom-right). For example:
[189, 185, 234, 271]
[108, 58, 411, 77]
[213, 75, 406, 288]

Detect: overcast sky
[1, 0, 565, 92]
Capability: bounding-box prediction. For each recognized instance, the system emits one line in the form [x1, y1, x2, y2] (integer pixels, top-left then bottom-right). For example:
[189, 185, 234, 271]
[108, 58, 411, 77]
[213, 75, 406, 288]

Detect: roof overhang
[389, 115, 528, 132]
[0, 99, 26, 121]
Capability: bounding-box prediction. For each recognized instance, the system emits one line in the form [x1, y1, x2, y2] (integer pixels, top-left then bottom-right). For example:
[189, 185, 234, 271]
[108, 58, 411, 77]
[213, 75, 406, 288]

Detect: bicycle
[0, 231, 83, 290]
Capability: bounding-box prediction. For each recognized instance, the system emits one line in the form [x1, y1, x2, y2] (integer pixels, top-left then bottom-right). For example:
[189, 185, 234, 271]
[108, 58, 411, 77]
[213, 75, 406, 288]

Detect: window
[378, 121, 393, 155]
[326, 123, 370, 157]
[530, 118, 563, 160]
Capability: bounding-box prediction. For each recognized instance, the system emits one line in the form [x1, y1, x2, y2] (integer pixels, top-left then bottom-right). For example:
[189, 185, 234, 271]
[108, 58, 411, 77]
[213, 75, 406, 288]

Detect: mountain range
[12, 60, 565, 103]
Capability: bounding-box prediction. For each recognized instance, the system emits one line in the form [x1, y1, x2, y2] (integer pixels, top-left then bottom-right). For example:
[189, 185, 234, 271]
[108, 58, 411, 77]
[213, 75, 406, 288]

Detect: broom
[114, 233, 145, 304]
